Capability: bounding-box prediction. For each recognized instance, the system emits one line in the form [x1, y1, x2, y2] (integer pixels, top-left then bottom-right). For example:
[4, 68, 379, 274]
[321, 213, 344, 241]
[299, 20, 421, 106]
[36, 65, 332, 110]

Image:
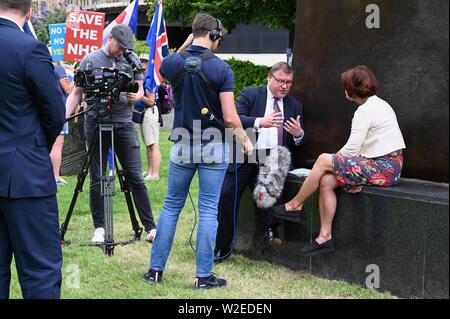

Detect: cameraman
[65, 25, 156, 243]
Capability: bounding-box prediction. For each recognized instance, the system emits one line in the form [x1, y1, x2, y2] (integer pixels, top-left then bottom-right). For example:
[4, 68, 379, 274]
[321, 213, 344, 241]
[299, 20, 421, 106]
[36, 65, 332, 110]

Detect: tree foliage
[150, 0, 297, 32]
[226, 58, 270, 98]
[134, 40, 148, 56]
[32, 7, 67, 44]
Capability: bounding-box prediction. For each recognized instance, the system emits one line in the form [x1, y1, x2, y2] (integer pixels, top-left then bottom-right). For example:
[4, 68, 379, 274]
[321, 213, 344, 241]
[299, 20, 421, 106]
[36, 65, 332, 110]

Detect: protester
[215, 62, 307, 262]
[0, 0, 65, 299]
[65, 24, 157, 243]
[50, 61, 74, 186]
[107, 147, 115, 176]
[144, 13, 253, 289]
[271, 65, 406, 255]
[132, 54, 162, 181]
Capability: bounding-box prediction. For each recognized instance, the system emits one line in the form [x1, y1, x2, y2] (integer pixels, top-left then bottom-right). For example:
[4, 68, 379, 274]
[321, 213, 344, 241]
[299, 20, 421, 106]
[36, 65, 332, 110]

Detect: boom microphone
[253, 145, 292, 209]
[201, 107, 224, 128]
[123, 50, 144, 74]
[201, 107, 215, 121]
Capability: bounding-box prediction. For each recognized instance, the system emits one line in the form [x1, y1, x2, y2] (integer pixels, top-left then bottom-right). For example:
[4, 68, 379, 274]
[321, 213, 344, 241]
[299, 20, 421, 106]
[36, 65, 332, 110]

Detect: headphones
[209, 19, 223, 42]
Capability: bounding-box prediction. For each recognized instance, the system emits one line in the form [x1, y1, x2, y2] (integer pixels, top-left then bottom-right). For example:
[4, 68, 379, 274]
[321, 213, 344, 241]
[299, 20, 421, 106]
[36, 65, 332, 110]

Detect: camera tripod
[60, 100, 143, 256]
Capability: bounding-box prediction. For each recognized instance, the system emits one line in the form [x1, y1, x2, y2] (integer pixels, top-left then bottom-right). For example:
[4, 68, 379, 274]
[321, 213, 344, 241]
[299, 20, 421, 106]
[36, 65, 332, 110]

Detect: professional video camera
[123, 50, 144, 74]
[74, 65, 138, 102]
[73, 50, 143, 101]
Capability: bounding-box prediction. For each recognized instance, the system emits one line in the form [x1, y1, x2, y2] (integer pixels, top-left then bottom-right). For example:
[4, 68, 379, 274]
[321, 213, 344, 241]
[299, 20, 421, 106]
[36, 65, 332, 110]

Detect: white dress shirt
[253, 87, 304, 150]
[340, 95, 406, 158]
[253, 88, 284, 150]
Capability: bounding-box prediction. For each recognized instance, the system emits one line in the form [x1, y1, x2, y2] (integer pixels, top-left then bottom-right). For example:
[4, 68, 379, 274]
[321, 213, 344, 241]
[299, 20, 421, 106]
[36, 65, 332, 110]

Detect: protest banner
[64, 10, 104, 62]
[49, 23, 66, 61]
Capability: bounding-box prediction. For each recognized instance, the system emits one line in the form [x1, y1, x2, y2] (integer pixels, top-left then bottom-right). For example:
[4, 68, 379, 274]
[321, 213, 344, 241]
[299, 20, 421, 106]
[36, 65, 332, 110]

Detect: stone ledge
[235, 172, 449, 299]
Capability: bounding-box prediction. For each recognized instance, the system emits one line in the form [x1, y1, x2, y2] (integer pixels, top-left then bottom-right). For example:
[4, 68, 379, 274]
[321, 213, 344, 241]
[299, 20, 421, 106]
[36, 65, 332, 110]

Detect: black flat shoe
[269, 205, 304, 222]
[300, 239, 335, 256]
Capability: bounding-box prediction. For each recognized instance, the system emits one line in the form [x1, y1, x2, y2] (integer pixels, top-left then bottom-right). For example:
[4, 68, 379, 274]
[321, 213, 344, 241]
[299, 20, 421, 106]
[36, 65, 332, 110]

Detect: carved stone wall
[292, 0, 449, 182]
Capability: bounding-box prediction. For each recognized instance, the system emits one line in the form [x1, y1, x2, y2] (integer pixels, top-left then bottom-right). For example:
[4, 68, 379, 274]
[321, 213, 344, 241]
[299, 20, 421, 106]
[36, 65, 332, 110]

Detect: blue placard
[49, 23, 66, 61]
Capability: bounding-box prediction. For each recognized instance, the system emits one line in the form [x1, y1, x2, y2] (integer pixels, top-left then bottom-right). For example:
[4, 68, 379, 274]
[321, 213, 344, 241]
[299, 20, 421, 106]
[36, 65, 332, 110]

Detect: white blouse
[340, 95, 406, 158]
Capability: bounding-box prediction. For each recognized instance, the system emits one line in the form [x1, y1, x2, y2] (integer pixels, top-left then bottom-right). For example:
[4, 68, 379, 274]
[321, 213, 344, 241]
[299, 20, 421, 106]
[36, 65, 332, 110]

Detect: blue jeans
[150, 142, 228, 277]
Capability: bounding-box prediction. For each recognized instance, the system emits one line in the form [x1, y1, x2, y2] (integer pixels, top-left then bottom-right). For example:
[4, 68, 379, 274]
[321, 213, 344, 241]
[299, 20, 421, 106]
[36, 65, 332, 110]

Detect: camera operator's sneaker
[194, 273, 227, 289]
[91, 227, 105, 243]
[143, 269, 163, 284]
[145, 229, 156, 243]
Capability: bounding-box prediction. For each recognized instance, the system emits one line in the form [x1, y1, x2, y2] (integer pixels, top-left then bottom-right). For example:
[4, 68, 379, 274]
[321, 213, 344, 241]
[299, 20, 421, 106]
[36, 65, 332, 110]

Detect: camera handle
[60, 121, 143, 256]
[65, 104, 94, 122]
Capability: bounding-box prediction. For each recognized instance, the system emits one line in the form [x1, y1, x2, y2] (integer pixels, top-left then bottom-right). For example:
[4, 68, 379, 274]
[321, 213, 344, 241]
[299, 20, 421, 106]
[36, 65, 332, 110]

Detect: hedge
[135, 40, 270, 98]
[225, 58, 270, 98]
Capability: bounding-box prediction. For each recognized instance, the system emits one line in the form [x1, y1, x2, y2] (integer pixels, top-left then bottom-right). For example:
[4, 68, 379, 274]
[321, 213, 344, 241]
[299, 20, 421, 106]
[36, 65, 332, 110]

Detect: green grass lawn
[9, 129, 393, 299]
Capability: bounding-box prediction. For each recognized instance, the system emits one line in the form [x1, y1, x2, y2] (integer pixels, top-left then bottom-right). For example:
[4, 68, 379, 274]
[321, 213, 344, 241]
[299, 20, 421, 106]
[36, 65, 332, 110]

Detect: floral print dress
[332, 150, 404, 193]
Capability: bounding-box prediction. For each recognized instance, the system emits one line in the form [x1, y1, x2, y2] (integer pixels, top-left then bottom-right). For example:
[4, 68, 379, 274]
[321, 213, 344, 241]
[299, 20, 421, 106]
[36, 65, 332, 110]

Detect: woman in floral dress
[271, 65, 406, 255]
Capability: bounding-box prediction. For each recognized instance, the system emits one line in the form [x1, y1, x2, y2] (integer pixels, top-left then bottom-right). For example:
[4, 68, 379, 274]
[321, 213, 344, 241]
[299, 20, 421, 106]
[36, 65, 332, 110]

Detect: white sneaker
[145, 229, 156, 242]
[144, 175, 160, 181]
[91, 227, 105, 243]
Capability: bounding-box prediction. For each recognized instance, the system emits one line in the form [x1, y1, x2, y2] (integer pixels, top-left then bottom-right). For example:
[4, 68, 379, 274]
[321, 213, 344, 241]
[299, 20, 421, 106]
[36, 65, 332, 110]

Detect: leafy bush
[33, 7, 67, 45]
[225, 58, 270, 98]
[135, 53, 268, 98]
[135, 40, 176, 56]
[133, 40, 148, 56]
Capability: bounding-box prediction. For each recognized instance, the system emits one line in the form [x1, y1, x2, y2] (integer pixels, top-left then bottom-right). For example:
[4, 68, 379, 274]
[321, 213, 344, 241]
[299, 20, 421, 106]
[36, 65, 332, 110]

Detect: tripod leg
[102, 174, 115, 256]
[114, 156, 143, 240]
[60, 128, 99, 244]
[99, 124, 115, 256]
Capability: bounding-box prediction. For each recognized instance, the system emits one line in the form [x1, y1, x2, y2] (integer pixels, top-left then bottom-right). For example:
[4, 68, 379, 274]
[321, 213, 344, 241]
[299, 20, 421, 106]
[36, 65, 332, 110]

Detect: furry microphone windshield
[253, 145, 292, 209]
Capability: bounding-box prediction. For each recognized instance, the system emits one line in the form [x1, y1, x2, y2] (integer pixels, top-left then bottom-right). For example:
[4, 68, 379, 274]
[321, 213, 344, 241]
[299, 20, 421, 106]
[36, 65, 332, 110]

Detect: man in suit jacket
[0, 0, 65, 299]
[215, 62, 307, 262]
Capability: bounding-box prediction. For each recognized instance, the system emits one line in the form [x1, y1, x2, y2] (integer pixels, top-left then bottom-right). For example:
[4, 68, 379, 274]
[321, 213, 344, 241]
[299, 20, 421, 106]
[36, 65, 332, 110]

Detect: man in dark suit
[215, 62, 306, 262]
[0, 0, 65, 299]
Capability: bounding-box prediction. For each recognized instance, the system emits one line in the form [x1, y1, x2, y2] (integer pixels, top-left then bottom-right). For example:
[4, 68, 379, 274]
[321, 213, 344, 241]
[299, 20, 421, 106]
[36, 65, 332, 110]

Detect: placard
[49, 23, 66, 61]
[64, 10, 104, 62]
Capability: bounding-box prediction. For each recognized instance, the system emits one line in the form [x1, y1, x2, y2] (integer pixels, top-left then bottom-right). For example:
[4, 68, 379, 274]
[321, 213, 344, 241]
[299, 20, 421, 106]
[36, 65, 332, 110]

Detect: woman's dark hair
[341, 65, 378, 98]
[0, 0, 31, 16]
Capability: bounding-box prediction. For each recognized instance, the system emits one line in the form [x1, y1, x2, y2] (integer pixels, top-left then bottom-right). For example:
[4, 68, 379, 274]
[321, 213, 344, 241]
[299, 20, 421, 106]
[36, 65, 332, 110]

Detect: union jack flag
[145, 0, 169, 92]
[103, 0, 139, 44]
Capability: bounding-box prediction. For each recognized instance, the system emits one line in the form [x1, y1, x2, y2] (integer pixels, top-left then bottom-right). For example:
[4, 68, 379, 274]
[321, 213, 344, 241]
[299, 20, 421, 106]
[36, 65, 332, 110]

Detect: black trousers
[215, 162, 279, 250]
[84, 119, 156, 232]
[0, 195, 62, 299]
